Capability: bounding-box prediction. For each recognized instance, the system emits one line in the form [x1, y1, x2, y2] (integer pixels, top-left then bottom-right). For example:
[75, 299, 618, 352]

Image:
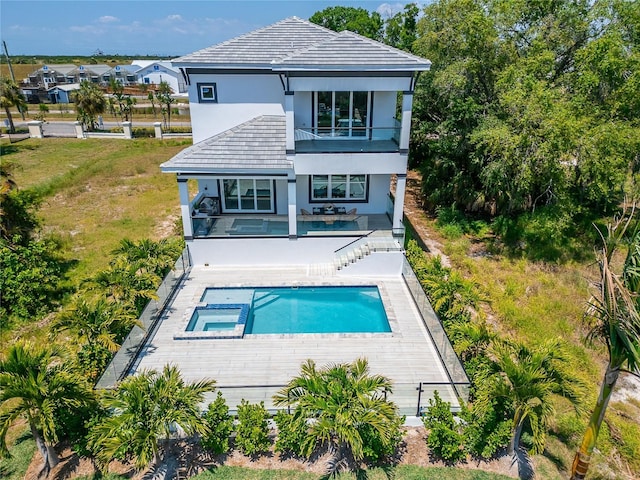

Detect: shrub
[235, 400, 271, 456]
[422, 391, 465, 462]
[273, 410, 307, 457]
[359, 413, 405, 463]
[461, 399, 512, 458]
[201, 392, 233, 454]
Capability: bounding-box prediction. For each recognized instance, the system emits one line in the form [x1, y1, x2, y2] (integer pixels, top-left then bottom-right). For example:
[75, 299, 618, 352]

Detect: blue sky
[1, 1, 419, 56]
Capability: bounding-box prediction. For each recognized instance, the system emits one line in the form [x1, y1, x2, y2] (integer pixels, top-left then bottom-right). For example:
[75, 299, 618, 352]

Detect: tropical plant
[108, 78, 136, 123]
[273, 358, 402, 475]
[0, 342, 93, 477]
[310, 6, 384, 40]
[234, 400, 271, 456]
[201, 391, 233, 455]
[155, 81, 174, 129]
[86, 256, 159, 315]
[73, 80, 106, 131]
[51, 296, 139, 381]
[570, 215, 640, 479]
[112, 237, 183, 278]
[0, 77, 27, 133]
[486, 339, 584, 456]
[422, 391, 465, 462]
[88, 364, 216, 470]
[273, 410, 307, 457]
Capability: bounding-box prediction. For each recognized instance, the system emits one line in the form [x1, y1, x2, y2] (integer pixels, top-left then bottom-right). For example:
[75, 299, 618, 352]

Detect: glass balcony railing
[294, 126, 401, 153]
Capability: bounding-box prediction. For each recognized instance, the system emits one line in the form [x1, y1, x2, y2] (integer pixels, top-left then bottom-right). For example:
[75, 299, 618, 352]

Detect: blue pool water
[199, 286, 390, 334]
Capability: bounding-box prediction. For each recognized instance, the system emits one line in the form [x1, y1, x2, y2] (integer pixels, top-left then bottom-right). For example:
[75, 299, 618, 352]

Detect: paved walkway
[131, 265, 453, 416]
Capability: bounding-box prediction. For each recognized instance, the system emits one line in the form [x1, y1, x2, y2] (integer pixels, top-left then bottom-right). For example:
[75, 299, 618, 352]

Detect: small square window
[198, 83, 217, 103]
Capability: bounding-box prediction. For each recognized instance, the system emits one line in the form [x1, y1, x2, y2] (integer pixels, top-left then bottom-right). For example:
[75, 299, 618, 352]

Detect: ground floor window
[221, 179, 274, 212]
[311, 174, 367, 202]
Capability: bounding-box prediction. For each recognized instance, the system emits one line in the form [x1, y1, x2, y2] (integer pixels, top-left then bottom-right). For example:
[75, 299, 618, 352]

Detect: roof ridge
[273, 29, 429, 66]
[335, 30, 430, 64]
[173, 17, 334, 62]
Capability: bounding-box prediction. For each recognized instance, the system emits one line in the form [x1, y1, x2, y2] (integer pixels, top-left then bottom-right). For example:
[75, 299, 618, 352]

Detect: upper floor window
[311, 174, 368, 202]
[315, 91, 369, 138]
[197, 83, 218, 103]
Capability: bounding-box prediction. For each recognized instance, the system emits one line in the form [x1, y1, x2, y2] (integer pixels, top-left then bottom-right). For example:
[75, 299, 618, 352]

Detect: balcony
[191, 214, 392, 238]
[295, 126, 400, 154]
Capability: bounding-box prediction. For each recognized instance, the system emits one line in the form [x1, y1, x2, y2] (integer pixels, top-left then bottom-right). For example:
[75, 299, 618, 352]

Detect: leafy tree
[486, 339, 584, 455]
[73, 80, 106, 131]
[34, 103, 49, 121]
[0, 236, 66, 324]
[383, 3, 420, 51]
[234, 400, 271, 456]
[310, 6, 384, 40]
[570, 215, 640, 480]
[88, 364, 216, 470]
[201, 391, 233, 455]
[0, 77, 27, 133]
[273, 358, 402, 474]
[0, 342, 93, 477]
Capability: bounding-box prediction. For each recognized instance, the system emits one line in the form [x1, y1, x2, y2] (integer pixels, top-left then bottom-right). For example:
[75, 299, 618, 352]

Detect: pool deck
[131, 265, 454, 416]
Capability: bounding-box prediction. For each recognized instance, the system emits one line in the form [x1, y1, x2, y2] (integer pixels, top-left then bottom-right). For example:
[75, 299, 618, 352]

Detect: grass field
[2, 137, 191, 280]
[190, 465, 515, 480]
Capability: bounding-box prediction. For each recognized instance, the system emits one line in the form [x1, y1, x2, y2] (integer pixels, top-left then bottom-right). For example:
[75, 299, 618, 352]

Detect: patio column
[393, 173, 407, 231]
[285, 91, 295, 154]
[399, 91, 414, 153]
[178, 178, 194, 240]
[288, 178, 297, 238]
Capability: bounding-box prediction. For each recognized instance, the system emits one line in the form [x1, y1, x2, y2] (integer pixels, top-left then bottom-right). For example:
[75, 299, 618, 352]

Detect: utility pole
[2, 40, 16, 82]
[2, 40, 25, 120]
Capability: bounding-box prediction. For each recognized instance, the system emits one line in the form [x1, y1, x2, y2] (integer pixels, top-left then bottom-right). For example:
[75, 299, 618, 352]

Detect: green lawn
[2, 137, 191, 281]
[191, 465, 514, 480]
[0, 428, 35, 480]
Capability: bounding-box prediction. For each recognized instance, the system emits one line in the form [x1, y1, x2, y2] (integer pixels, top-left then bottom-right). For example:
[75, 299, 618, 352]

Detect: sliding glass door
[315, 91, 370, 137]
[221, 179, 274, 212]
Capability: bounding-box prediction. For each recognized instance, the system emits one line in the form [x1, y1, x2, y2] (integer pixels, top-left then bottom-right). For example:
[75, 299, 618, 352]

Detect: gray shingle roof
[173, 17, 336, 67]
[160, 116, 291, 173]
[272, 31, 431, 71]
[173, 17, 430, 71]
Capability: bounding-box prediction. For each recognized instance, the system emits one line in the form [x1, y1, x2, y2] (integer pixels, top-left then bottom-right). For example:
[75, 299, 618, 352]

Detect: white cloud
[376, 3, 405, 18]
[99, 16, 119, 23]
[167, 14, 184, 21]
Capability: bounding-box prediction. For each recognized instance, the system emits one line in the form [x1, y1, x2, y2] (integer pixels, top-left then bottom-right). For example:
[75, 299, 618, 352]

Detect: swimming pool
[199, 286, 390, 334]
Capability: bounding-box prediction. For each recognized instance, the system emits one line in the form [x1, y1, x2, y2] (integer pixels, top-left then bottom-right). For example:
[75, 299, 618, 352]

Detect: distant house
[132, 60, 187, 94]
[47, 83, 80, 104]
[105, 65, 139, 86]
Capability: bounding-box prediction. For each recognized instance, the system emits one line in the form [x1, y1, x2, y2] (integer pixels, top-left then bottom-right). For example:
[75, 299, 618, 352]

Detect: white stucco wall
[295, 152, 407, 175]
[372, 91, 398, 130]
[188, 236, 360, 266]
[289, 76, 412, 92]
[188, 73, 285, 143]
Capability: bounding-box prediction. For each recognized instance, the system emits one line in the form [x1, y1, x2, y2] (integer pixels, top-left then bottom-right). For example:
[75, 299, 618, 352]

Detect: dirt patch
[38, 427, 518, 479]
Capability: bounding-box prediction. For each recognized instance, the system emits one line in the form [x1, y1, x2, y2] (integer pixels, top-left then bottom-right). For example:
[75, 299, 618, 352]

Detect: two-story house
[161, 17, 430, 271]
[100, 18, 472, 414]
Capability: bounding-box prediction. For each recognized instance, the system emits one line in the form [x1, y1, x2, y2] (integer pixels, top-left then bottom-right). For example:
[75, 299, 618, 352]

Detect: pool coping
[175, 282, 400, 340]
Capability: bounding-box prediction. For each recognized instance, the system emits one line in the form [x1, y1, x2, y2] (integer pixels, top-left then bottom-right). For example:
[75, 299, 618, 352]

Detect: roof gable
[173, 17, 336, 67]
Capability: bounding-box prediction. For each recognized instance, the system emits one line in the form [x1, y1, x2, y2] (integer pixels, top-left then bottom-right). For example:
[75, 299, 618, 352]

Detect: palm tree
[72, 80, 106, 131]
[0, 77, 27, 133]
[0, 342, 93, 477]
[570, 217, 640, 480]
[273, 358, 402, 475]
[88, 364, 216, 470]
[51, 296, 140, 381]
[112, 237, 183, 278]
[487, 338, 584, 456]
[86, 257, 159, 315]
